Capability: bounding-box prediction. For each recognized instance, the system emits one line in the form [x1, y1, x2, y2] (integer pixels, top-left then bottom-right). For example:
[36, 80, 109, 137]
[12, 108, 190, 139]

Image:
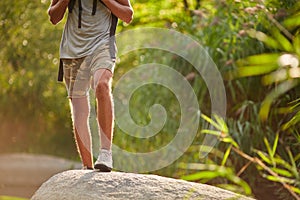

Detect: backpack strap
[110, 14, 118, 37]
[68, 0, 82, 28]
[78, 0, 82, 28]
[58, 59, 64, 82]
[93, 0, 105, 16]
[97, 0, 118, 36]
[68, 0, 75, 13]
[92, 0, 97, 15]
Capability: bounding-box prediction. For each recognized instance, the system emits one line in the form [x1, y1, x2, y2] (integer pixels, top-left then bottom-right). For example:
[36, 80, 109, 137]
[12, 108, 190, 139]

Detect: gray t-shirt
[60, 0, 112, 59]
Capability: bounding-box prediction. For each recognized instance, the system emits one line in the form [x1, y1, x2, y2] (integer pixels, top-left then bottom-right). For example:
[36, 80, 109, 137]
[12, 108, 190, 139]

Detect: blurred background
[0, 0, 299, 199]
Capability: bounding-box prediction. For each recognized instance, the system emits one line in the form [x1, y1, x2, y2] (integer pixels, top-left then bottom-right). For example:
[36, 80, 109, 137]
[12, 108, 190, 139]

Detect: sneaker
[94, 149, 113, 172]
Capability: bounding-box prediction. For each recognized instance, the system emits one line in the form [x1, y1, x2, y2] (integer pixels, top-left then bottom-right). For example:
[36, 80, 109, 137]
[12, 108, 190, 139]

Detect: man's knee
[95, 70, 112, 97]
[96, 79, 110, 95]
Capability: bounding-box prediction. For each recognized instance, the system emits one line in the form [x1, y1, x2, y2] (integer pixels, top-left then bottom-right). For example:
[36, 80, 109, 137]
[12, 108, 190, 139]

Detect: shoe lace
[100, 150, 111, 161]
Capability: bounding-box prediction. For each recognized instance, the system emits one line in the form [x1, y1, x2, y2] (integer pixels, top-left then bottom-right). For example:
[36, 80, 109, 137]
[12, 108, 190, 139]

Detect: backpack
[57, 0, 118, 82]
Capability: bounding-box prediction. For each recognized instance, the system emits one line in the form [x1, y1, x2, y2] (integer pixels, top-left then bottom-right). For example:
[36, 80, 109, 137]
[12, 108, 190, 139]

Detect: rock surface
[0, 153, 81, 198]
[32, 170, 255, 200]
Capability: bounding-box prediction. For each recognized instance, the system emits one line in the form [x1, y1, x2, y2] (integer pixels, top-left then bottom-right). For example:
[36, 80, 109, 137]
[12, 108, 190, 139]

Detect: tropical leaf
[181, 164, 252, 195]
[271, 167, 293, 177]
[273, 156, 293, 170]
[270, 28, 294, 52]
[236, 64, 279, 77]
[287, 149, 299, 178]
[295, 153, 300, 162]
[247, 29, 282, 50]
[221, 145, 232, 166]
[181, 171, 222, 181]
[264, 174, 296, 184]
[262, 68, 288, 85]
[263, 137, 275, 165]
[293, 33, 300, 56]
[282, 110, 300, 130]
[290, 185, 300, 194]
[254, 149, 272, 165]
[201, 114, 223, 131]
[272, 132, 279, 157]
[228, 175, 252, 195]
[235, 53, 280, 67]
[201, 129, 221, 137]
[221, 137, 239, 148]
[259, 79, 300, 121]
[213, 114, 228, 133]
[178, 163, 230, 172]
[282, 13, 300, 31]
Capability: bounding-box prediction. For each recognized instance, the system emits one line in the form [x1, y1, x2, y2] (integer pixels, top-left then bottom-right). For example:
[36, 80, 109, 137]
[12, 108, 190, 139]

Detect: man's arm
[48, 0, 70, 25]
[102, 0, 133, 24]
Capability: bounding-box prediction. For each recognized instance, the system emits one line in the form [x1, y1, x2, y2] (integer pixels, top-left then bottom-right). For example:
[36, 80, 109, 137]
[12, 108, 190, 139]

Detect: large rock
[32, 170, 255, 200]
[0, 153, 81, 198]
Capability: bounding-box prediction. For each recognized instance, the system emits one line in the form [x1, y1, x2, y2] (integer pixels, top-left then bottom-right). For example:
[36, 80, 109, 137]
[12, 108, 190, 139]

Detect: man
[48, 0, 133, 171]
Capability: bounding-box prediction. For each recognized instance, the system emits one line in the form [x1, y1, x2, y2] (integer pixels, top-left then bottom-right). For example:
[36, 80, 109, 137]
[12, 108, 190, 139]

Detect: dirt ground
[0, 153, 81, 198]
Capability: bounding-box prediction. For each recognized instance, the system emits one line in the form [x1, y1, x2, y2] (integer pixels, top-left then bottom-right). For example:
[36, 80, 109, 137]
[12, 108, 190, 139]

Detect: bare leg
[70, 97, 93, 168]
[93, 69, 114, 151]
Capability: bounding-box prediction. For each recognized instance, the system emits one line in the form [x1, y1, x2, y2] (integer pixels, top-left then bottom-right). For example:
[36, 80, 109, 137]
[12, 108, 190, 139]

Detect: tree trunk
[183, 0, 189, 10]
[196, 0, 201, 9]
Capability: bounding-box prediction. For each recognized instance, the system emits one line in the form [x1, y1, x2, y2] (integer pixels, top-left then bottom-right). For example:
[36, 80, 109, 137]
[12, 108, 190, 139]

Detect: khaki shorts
[62, 44, 115, 98]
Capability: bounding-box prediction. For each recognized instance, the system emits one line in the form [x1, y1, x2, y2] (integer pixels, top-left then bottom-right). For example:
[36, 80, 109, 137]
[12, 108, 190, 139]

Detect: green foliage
[181, 162, 252, 195]
[228, 1, 300, 121]
[183, 114, 300, 198]
[0, 196, 28, 200]
[282, 99, 300, 131]
[0, 0, 76, 158]
[176, 0, 300, 199]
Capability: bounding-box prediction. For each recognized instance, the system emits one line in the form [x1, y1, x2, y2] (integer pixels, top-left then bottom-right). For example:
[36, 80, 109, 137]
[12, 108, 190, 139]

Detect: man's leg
[93, 68, 114, 171]
[62, 57, 93, 169]
[70, 97, 93, 169]
[93, 69, 114, 150]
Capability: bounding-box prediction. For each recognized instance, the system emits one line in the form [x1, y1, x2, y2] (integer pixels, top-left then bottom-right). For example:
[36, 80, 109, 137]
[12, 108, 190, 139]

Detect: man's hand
[48, 0, 70, 25]
[102, 0, 133, 24]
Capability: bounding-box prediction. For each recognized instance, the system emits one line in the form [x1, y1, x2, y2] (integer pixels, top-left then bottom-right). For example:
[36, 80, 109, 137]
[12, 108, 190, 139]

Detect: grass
[0, 196, 28, 200]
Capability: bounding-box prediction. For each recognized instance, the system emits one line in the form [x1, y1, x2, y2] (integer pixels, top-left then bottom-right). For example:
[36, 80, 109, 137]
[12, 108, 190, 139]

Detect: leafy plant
[181, 114, 300, 199]
[228, 1, 300, 121]
[181, 114, 252, 196]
